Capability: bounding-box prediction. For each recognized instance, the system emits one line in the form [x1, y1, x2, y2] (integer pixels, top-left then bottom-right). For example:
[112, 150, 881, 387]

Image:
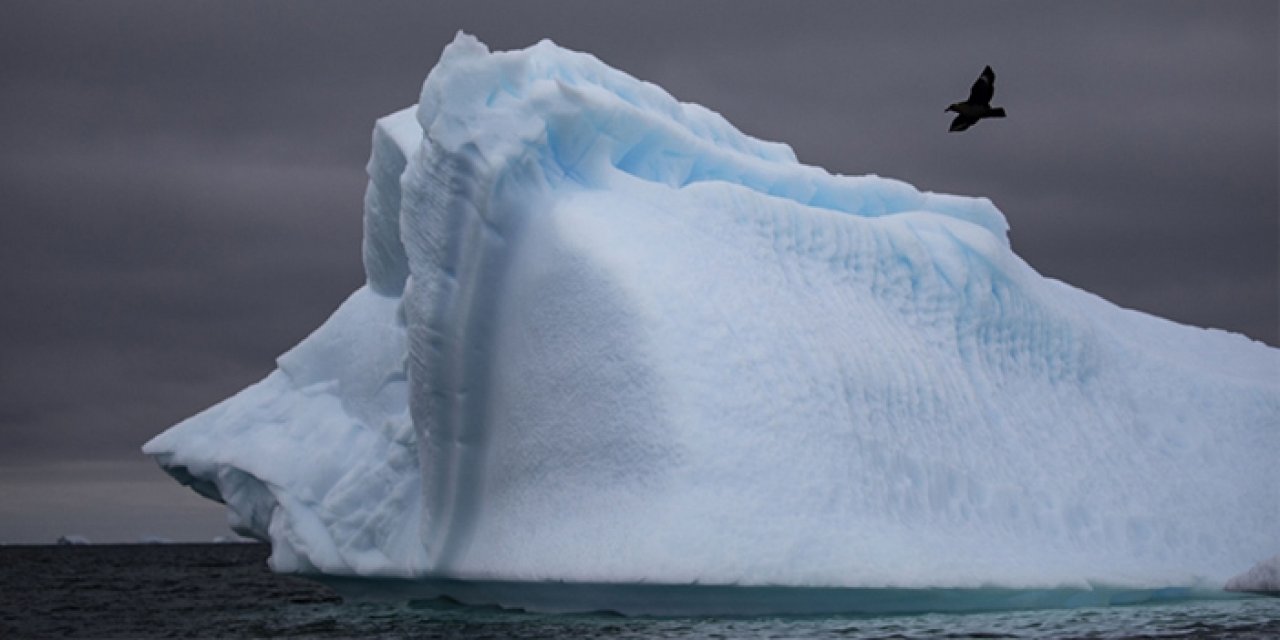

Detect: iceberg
[1227, 556, 1280, 595]
[144, 33, 1278, 610]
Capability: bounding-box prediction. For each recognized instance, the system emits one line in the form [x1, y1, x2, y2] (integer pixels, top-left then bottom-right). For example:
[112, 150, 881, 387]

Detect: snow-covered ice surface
[144, 34, 1278, 612]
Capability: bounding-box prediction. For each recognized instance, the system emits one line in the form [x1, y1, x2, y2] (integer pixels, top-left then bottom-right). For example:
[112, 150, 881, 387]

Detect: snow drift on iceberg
[144, 33, 1278, 600]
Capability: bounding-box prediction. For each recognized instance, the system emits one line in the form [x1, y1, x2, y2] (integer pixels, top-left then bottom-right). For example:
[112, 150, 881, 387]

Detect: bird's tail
[989, 107, 1007, 118]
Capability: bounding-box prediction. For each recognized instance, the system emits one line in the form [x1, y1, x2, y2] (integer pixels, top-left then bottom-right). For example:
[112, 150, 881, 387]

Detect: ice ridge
[144, 33, 1278, 595]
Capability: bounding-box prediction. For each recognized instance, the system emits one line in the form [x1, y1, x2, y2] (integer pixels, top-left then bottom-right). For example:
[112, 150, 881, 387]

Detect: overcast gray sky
[1, 1, 1276, 543]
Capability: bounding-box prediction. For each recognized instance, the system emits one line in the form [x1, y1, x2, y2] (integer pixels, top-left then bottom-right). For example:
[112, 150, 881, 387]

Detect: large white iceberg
[145, 34, 1278, 606]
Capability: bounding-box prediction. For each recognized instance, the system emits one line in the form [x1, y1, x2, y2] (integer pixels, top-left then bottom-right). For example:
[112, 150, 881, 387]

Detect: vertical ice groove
[400, 117, 552, 570]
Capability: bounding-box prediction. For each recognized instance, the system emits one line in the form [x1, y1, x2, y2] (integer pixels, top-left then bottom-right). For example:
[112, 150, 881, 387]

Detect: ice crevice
[144, 32, 1277, 601]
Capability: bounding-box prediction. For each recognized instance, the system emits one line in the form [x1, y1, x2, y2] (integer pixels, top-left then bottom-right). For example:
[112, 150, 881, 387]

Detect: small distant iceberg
[1226, 556, 1280, 595]
[56, 534, 91, 546]
[143, 33, 1278, 614]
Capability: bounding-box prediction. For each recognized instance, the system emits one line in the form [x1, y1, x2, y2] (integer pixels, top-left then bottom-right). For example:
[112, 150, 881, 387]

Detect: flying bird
[946, 66, 1006, 132]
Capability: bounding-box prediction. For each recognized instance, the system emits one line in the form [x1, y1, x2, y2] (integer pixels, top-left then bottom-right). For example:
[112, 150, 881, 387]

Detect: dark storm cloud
[0, 0, 1275, 541]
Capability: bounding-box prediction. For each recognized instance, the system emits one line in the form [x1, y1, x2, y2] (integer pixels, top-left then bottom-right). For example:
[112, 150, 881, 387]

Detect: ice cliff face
[144, 33, 1278, 590]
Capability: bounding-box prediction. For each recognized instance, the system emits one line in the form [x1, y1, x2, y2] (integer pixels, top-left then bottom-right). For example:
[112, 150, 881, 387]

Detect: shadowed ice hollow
[144, 33, 1278, 605]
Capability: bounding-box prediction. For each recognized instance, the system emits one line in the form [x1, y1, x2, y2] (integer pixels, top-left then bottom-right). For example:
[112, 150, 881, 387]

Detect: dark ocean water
[2, 543, 1277, 639]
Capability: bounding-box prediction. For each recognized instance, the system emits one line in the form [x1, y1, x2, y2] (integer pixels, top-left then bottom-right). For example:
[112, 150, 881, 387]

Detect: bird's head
[945, 103, 960, 113]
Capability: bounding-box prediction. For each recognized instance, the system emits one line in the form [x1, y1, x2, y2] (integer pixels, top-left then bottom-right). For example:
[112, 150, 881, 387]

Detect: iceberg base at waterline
[143, 33, 1279, 613]
[317, 577, 1257, 617]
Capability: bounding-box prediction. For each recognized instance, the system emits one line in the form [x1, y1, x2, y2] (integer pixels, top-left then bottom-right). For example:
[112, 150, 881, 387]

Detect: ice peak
[412, 35, 1008, 244]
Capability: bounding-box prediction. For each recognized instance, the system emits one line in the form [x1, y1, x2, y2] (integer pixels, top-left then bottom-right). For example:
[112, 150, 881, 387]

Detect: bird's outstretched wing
[966, 65, 995, 106]
[949, 114, 977, 132]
